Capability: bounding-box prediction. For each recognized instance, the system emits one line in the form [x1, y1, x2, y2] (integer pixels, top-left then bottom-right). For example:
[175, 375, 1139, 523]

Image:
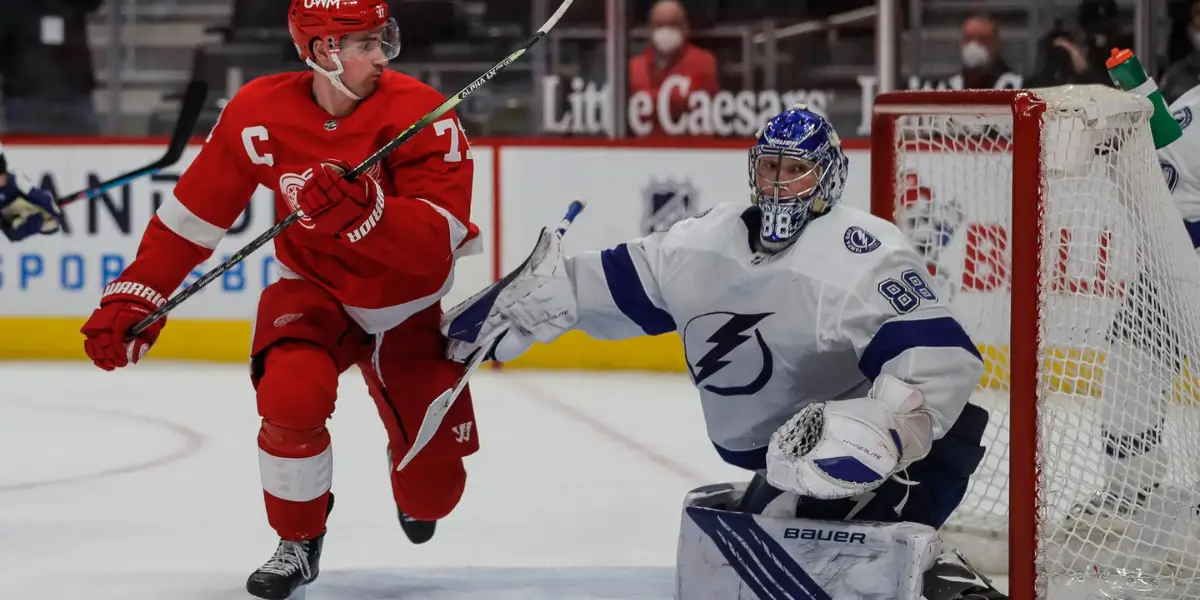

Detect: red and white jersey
[121, 70, 479, 333]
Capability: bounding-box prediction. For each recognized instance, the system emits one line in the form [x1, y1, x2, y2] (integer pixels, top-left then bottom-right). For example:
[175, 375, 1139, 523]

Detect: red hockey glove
[296, 159, 385, 241]
[80, 280, 168, 371]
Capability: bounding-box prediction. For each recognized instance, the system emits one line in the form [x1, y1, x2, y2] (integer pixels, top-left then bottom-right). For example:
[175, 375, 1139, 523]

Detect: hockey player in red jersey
[79, 1, 480, 598]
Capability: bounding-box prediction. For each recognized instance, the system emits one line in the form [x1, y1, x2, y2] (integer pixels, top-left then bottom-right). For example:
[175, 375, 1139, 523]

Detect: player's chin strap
[307, 50, 363, 101]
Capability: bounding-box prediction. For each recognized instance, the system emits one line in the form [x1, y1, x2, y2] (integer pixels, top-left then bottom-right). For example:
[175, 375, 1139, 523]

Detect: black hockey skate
[398, 508, 437, 544]
[386, 447, 438, 544]
[245, 494, 334, 600]
[922, 551, 1008, 600]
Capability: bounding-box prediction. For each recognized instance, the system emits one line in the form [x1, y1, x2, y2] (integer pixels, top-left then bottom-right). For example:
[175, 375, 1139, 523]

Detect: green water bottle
[1107, 48, 1182, 149]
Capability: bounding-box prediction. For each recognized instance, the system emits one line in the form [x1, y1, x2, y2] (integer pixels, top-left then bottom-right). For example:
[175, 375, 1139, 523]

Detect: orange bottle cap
[1106, 48, 1134, 69]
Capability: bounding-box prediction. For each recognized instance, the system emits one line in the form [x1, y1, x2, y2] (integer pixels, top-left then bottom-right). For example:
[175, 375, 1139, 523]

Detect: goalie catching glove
[441, 224, 575, 362]
[766, 374, 935, 499]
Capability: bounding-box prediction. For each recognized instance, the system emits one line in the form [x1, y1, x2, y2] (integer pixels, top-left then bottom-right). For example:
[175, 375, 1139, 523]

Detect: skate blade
[286, 586, 308, 600]
[247, 584, 308, 600]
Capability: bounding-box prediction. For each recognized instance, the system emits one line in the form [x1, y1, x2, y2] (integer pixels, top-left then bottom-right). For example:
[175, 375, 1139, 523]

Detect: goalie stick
[394, 199, 587, 474]
[57, 80, 209, 206]
[127, 0, 576, 338]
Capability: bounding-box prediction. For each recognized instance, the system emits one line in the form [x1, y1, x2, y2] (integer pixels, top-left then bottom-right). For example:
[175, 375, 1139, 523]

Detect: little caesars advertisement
[541, 74, 834, 136]
[541, 72, 1023, 136]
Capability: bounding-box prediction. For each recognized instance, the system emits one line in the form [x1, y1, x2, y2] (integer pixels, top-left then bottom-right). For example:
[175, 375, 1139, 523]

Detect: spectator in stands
[1161, 0, 1200, 104]
[1077, 0, 1132, 75]
[1026, 0, 1129, 87]
[628, 0, 719, 137]
[1168, 0, 1196, 71]
[1025, 19, 1097, 87]
[0, 0, 104, 134]
[957, 14, 1016, 89]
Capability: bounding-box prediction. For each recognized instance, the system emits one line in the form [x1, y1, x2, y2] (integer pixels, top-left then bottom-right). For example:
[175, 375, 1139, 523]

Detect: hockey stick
[58, 80, 209, 206]
[394, 199, 587, 473]
[127, 0, 576, 338]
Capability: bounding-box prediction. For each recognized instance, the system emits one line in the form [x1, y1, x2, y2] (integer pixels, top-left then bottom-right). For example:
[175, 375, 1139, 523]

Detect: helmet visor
[753, 154, 821, 202]
[339, 18, 401, 61]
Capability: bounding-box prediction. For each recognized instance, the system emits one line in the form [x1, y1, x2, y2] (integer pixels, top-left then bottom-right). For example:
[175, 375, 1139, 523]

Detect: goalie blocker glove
[0, 143, 63, 242]
[441, 224, 576, 362]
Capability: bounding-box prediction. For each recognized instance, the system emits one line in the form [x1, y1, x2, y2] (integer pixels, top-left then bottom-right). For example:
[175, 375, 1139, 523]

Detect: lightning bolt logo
[684, 312, 774, 397]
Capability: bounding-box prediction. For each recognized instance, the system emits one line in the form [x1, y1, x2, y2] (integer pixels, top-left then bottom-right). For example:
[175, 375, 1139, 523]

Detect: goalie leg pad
[676, 483, 941, 600]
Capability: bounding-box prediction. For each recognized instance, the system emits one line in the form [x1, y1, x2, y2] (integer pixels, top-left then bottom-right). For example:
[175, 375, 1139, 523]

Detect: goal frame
[870, 89, 1048, 599]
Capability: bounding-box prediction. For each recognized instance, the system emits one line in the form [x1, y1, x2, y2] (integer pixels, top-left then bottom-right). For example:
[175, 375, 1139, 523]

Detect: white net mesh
[877, 85, 1200, 599]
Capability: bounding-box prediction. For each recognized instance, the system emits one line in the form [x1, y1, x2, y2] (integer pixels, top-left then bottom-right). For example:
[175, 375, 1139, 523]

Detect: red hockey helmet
[288, 0, 400, 99]
[288, 0, 398, 63]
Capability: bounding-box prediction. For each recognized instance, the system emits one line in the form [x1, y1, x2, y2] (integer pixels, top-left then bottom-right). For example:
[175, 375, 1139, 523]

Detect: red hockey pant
[251, 278, 478, 541]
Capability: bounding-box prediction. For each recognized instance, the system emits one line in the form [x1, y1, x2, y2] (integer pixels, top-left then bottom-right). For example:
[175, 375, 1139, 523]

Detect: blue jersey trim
[713, 442, 768, 471]
[600, 243, 677, 335]
[858, 316, 981, 381]
[1184, 220, 1200, 249]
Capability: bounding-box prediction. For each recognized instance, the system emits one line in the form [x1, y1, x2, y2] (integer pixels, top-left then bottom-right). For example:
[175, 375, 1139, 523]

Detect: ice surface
[0, 363, 1012, 599]
[0, 363, 748, 600]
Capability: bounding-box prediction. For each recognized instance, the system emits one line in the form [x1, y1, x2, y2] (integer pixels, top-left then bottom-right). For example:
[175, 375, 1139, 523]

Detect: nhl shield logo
[643, 179, 696, 235]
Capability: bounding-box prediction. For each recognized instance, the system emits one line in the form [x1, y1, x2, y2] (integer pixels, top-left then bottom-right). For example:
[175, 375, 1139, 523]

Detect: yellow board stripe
[0, 317, 252, 362]
[4, 318, 1198, 404]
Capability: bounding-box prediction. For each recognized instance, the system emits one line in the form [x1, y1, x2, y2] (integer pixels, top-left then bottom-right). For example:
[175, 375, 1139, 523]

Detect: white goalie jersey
[1159, 83, 1200, 250]
[566, 202, 985, 470]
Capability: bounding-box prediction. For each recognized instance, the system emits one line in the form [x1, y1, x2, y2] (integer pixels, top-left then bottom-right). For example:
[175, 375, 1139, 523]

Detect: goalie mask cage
[871, 86, 1200, 600]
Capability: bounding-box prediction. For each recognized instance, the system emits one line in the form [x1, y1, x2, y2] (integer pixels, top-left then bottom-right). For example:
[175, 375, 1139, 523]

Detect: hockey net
[871, 86, 1200, 599]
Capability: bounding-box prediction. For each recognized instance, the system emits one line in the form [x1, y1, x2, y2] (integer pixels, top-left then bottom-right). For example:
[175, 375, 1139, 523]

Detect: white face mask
[652, 26, 684, 54]
[961, 41, 991, 68]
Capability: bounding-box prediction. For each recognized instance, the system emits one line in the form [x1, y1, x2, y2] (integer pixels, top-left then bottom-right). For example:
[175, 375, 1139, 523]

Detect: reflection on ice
[309, 568, 674, 600]
[43, 568, 675, 600]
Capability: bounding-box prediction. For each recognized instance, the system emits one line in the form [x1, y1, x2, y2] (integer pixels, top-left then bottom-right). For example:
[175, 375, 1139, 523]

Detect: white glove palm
[765, 375, 935, 500]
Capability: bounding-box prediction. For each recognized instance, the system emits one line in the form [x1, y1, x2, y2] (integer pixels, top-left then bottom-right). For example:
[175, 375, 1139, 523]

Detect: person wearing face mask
[1025, 19, 1098, 87]
[1160, 0, 1200, 105]
[629, 0, 719, 137]
[1077, 0, 1134, 74]
[957, 15, 1015, 89]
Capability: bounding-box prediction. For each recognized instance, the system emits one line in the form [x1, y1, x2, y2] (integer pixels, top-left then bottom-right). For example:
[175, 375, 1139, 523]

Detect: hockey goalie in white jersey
[443, 107, 1006, 599]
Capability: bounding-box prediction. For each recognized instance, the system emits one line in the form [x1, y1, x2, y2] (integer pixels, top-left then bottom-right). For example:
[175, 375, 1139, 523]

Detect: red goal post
[871, 88, 1045, 598]
[868, 84, 1200, 599]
